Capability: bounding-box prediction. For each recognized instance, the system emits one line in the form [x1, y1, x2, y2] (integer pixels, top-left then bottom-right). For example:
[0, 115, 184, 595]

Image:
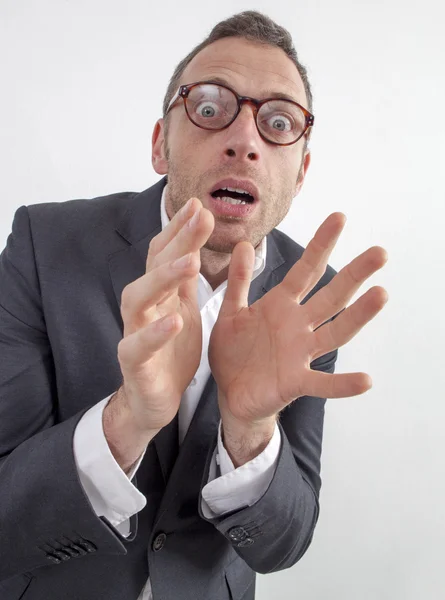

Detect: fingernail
[188, 208, 200, 228]
[172, 253, 192, 269]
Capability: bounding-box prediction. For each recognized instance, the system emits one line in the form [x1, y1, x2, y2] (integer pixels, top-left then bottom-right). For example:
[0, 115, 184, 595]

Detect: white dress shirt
[73, 185, 282, 600]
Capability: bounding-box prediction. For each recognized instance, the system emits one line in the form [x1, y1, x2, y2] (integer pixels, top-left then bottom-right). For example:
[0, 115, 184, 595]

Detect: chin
[203, 238, 238, 254]
[203, 222, 244, 252]
[203, 231, 245, 254]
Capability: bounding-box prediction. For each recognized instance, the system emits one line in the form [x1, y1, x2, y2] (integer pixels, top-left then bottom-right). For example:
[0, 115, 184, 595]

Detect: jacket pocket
[225, 560, 255, 600]
[0, 573, 33, 600]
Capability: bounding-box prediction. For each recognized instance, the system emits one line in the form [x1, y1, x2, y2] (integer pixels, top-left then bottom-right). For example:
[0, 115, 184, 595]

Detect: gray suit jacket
[0, 176, 338, 600]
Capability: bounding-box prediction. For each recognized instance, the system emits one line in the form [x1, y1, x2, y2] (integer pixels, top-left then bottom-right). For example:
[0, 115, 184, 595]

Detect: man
[0, 10, 388, 600]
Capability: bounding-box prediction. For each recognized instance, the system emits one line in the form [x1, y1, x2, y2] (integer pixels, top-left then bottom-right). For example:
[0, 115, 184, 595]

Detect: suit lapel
[108, 178, 166, 314]
[108, 176, 288, 495]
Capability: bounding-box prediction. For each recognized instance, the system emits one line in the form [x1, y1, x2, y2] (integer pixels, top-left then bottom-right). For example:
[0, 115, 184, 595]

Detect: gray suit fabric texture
[0, 176, 339, 600]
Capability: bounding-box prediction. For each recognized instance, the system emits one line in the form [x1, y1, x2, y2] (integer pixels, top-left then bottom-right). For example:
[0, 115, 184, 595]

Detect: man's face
[152, 36, 311, 253]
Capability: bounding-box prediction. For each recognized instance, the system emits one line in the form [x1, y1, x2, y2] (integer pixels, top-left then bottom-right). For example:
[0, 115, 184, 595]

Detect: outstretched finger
[146, 197, 201, 270]
[281, 213, 346, 302]
[310, 285, 389, 361]
[219, 241, 255, 318]
[118, 312, 183, 371]
[307, 246, 388, 330]
[121, 251, 200, 337]
[302, 369, 372, 399]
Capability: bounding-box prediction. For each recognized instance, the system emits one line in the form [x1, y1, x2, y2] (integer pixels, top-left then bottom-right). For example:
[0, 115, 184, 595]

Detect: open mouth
[210, 187, 255, 205]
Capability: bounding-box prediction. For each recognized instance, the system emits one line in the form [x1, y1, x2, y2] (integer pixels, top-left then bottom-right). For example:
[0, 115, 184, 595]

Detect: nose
[222, 103, 261, 163]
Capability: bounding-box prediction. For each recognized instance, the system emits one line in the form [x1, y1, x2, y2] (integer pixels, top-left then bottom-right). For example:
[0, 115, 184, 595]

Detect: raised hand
[209, 212, 389, 428]
[115, 198, 214, 434]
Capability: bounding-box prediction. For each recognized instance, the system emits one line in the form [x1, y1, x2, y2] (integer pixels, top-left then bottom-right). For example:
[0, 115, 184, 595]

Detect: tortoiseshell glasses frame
[165, 80, 314, 146]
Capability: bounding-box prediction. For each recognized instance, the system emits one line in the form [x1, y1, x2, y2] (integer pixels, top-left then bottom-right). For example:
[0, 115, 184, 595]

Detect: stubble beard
[164, 150, 299, 254]
[165, 160, 260, 254]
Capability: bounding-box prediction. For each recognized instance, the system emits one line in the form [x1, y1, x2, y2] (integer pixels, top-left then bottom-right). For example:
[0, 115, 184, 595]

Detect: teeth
[220, 196, 248, 205]
[221, 186, 251, 197]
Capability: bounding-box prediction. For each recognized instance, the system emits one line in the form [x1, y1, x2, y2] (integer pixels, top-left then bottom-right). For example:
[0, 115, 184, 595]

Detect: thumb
[219, 241, 255, 318]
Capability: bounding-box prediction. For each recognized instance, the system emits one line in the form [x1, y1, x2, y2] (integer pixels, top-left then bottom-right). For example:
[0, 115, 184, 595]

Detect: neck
[199, 247, 232, 290]
[164, 192, 232, 290]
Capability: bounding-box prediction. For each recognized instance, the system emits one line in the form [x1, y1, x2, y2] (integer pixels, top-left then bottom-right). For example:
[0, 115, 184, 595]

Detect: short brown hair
[162, 11, 313, 134]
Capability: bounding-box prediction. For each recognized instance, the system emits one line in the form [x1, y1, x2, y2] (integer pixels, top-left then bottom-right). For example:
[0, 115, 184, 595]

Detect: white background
[1, 1, 444, 598]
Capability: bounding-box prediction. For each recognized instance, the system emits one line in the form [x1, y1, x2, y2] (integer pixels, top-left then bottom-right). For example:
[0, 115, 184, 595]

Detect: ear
[152, 118, 168, 174]
[294, 149, 311, 196]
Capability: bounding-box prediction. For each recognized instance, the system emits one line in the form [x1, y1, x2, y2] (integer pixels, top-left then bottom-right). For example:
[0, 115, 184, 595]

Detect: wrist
[220, 419, 276, 468]
[219, 398, 277, 468]
[103, 388, 159, 474]
[218, 389, 277, 434]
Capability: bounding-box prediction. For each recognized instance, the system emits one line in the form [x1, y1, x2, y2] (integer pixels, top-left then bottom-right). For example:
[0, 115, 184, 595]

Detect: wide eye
[195, 101, 221, 118]
[266, 114, 293, 132]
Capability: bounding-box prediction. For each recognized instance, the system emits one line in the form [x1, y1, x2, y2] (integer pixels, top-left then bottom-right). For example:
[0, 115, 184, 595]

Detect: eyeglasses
[165, 81, 314, 146]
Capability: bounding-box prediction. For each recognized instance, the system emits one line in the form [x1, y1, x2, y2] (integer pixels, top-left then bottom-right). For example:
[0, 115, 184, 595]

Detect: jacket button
[52, 549, 71, 561]
[46, 553, 62, 564]
[70, 543, 88, 556]
[152, 532, 167, 552]
[62, 545, 81, 558]
[228, 526, 248, 542]
[237, 537, 254, 547]
[76, 539, 97, 553]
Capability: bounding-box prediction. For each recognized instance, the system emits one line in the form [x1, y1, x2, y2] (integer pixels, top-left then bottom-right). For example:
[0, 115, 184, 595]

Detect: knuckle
[299, 255, 317, 277]
[120, 285, 133, 312]
[187, 253, 201, 272]
[345, 263, 361, 285]
[148, 236, 161, 257]
[117, 338, 129, 364]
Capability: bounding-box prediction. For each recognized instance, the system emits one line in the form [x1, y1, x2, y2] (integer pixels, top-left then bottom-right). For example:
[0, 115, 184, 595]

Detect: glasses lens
[257, 100, 307, 144]
[186, 84, 237, 129]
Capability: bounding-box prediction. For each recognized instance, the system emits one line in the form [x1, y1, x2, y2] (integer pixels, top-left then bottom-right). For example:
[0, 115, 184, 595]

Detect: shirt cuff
[72, 393, 147, 532]
[201, 420, 281, 518]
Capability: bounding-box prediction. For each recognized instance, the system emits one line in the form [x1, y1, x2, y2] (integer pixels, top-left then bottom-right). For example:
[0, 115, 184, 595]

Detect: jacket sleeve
[201, 420, 281, 516]
[198, 343, 338, 575]
[72, 395, 147, 537]
[0, 206, 134, 583]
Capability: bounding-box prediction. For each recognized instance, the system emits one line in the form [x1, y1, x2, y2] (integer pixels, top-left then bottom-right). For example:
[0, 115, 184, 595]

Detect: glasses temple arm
[166, 87, 182, 115]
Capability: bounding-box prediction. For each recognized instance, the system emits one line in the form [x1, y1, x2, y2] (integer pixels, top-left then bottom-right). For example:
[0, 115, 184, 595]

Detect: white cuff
[201, 420, 281, 518]
[73, 394, 147, 532]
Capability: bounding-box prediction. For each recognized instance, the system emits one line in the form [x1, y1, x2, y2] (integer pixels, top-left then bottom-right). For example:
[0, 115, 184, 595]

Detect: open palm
[209, 213, 389, 425]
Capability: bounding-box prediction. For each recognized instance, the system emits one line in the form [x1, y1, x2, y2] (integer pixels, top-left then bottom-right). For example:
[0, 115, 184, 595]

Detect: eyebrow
[199, 76, 299, 104]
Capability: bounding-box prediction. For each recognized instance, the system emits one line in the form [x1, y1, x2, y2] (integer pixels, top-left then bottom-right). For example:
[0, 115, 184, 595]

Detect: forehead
[180, 37, 307, 107]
